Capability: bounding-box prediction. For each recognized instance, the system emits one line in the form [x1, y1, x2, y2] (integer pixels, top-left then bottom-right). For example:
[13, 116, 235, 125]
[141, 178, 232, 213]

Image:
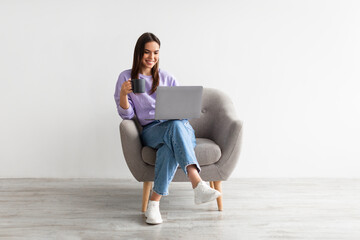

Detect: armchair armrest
[119, 119, 148, 181]
[211, 112, 243, 179]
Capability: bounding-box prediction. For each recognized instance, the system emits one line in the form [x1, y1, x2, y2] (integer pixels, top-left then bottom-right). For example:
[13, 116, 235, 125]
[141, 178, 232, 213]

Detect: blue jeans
[141, 119, 201, 196]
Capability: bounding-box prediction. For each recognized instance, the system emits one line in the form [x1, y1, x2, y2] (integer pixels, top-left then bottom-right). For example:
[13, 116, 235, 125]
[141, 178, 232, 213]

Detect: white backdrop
[1, 0, 359, 178]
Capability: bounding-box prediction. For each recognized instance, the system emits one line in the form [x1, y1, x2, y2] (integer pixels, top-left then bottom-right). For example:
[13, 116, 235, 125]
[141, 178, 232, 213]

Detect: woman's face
[141, 41, 160, 72]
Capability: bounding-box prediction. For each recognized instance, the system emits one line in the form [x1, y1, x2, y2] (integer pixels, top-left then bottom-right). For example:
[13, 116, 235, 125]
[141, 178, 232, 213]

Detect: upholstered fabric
[119, 88, 243, 182]
[142, 138, 221, 166]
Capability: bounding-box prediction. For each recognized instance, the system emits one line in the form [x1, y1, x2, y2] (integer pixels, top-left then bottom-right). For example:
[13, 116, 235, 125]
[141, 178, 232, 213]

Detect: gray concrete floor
[0, 178, 359, 239]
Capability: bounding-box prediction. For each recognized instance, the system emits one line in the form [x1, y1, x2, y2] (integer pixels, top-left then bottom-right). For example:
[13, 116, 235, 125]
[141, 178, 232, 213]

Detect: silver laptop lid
[155, 86, 203, 120]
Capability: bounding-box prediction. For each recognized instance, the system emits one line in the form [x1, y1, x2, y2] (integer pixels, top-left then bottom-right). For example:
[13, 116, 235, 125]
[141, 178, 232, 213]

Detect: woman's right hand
[120, 78, 133, 96]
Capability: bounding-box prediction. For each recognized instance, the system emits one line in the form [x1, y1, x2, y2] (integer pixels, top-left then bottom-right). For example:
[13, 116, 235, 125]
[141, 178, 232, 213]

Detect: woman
[114, 32, 221, 224]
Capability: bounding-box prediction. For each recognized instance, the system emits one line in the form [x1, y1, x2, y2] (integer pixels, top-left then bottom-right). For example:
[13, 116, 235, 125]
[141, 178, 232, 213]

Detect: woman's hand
[120, 78, 133, 96]
[119, 78, 132, 109]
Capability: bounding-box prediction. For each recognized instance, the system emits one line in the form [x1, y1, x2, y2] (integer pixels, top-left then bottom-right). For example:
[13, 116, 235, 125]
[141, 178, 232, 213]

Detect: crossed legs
[150, 164, 201, 201]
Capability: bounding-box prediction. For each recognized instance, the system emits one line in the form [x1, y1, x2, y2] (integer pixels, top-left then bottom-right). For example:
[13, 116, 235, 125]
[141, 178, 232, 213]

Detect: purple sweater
[114, 69, 178, 126]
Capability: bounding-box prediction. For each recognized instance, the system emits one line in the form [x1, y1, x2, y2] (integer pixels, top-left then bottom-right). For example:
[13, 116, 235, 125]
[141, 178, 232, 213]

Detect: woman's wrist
[120, 89, 127, 97]
[119, 93, 130, 109]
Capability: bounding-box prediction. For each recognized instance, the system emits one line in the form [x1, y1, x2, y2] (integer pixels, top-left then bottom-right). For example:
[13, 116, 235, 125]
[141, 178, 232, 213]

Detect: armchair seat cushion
[141, 138, 222, 166]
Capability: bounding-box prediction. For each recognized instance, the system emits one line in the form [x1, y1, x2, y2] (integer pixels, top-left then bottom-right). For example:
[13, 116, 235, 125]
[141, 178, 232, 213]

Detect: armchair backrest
[189, 88, 235, 140]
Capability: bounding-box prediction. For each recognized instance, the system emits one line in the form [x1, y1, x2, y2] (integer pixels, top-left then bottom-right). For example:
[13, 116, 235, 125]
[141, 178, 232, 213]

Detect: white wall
[1, 0, 359, 178]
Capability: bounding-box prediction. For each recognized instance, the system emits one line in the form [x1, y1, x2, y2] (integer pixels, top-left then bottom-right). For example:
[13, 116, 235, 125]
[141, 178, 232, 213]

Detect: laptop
[146, 86, 203, 120]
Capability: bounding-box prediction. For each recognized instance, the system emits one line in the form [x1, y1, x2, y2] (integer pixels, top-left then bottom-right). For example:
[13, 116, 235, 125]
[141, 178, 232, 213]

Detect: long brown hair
[131, 32, 161, 95]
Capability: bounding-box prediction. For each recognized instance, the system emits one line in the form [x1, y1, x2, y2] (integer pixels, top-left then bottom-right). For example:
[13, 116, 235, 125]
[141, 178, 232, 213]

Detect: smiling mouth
[146, 60, 155, 64]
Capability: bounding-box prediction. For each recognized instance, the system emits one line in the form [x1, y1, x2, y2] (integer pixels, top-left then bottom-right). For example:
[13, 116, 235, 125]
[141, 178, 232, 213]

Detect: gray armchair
[119, 88, 243, 212]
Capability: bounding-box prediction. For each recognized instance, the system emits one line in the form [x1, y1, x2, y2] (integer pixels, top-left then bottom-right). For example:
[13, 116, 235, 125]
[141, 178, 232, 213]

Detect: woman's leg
[151, 143, 179, 198]
[150, 191, 162, 201]
[164, 121, 220, 204]
[142, 121, 177, 199]
[145, 143, 178, 224]
[187, 164, 202, 188]
[150, 164, 203, 200]
[142, 120, 220, 209]
[163, 120, 201, 176]
[142, 120, 201, 194]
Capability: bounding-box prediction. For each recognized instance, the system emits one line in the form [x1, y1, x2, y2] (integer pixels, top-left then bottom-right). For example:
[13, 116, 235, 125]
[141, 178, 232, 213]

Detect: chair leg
[214, 181, 223, 211]
[142, 182, 152, 212]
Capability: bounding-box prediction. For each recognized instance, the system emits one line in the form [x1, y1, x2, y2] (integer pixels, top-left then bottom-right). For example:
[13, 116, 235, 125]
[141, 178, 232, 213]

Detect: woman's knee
[168, 120, 185, 132]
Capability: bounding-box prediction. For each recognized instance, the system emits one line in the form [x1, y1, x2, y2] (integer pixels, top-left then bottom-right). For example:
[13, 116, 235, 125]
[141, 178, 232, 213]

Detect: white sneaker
[194, 181, 222, 205]
[145, 200, 163, 224]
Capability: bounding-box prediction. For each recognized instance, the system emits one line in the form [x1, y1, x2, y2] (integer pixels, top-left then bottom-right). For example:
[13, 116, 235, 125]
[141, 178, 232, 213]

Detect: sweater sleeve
[114, 72, 135, 119]
[170, 75, 179, 86]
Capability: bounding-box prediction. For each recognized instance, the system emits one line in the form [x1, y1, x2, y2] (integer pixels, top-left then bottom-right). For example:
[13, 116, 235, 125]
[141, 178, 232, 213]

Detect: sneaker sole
[145, 213, 163, 224]
[145, 216, 163, 224]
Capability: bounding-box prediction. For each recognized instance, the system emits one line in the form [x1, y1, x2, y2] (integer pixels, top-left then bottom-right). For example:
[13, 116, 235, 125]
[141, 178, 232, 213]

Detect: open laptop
[146, 86, 203, 120]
